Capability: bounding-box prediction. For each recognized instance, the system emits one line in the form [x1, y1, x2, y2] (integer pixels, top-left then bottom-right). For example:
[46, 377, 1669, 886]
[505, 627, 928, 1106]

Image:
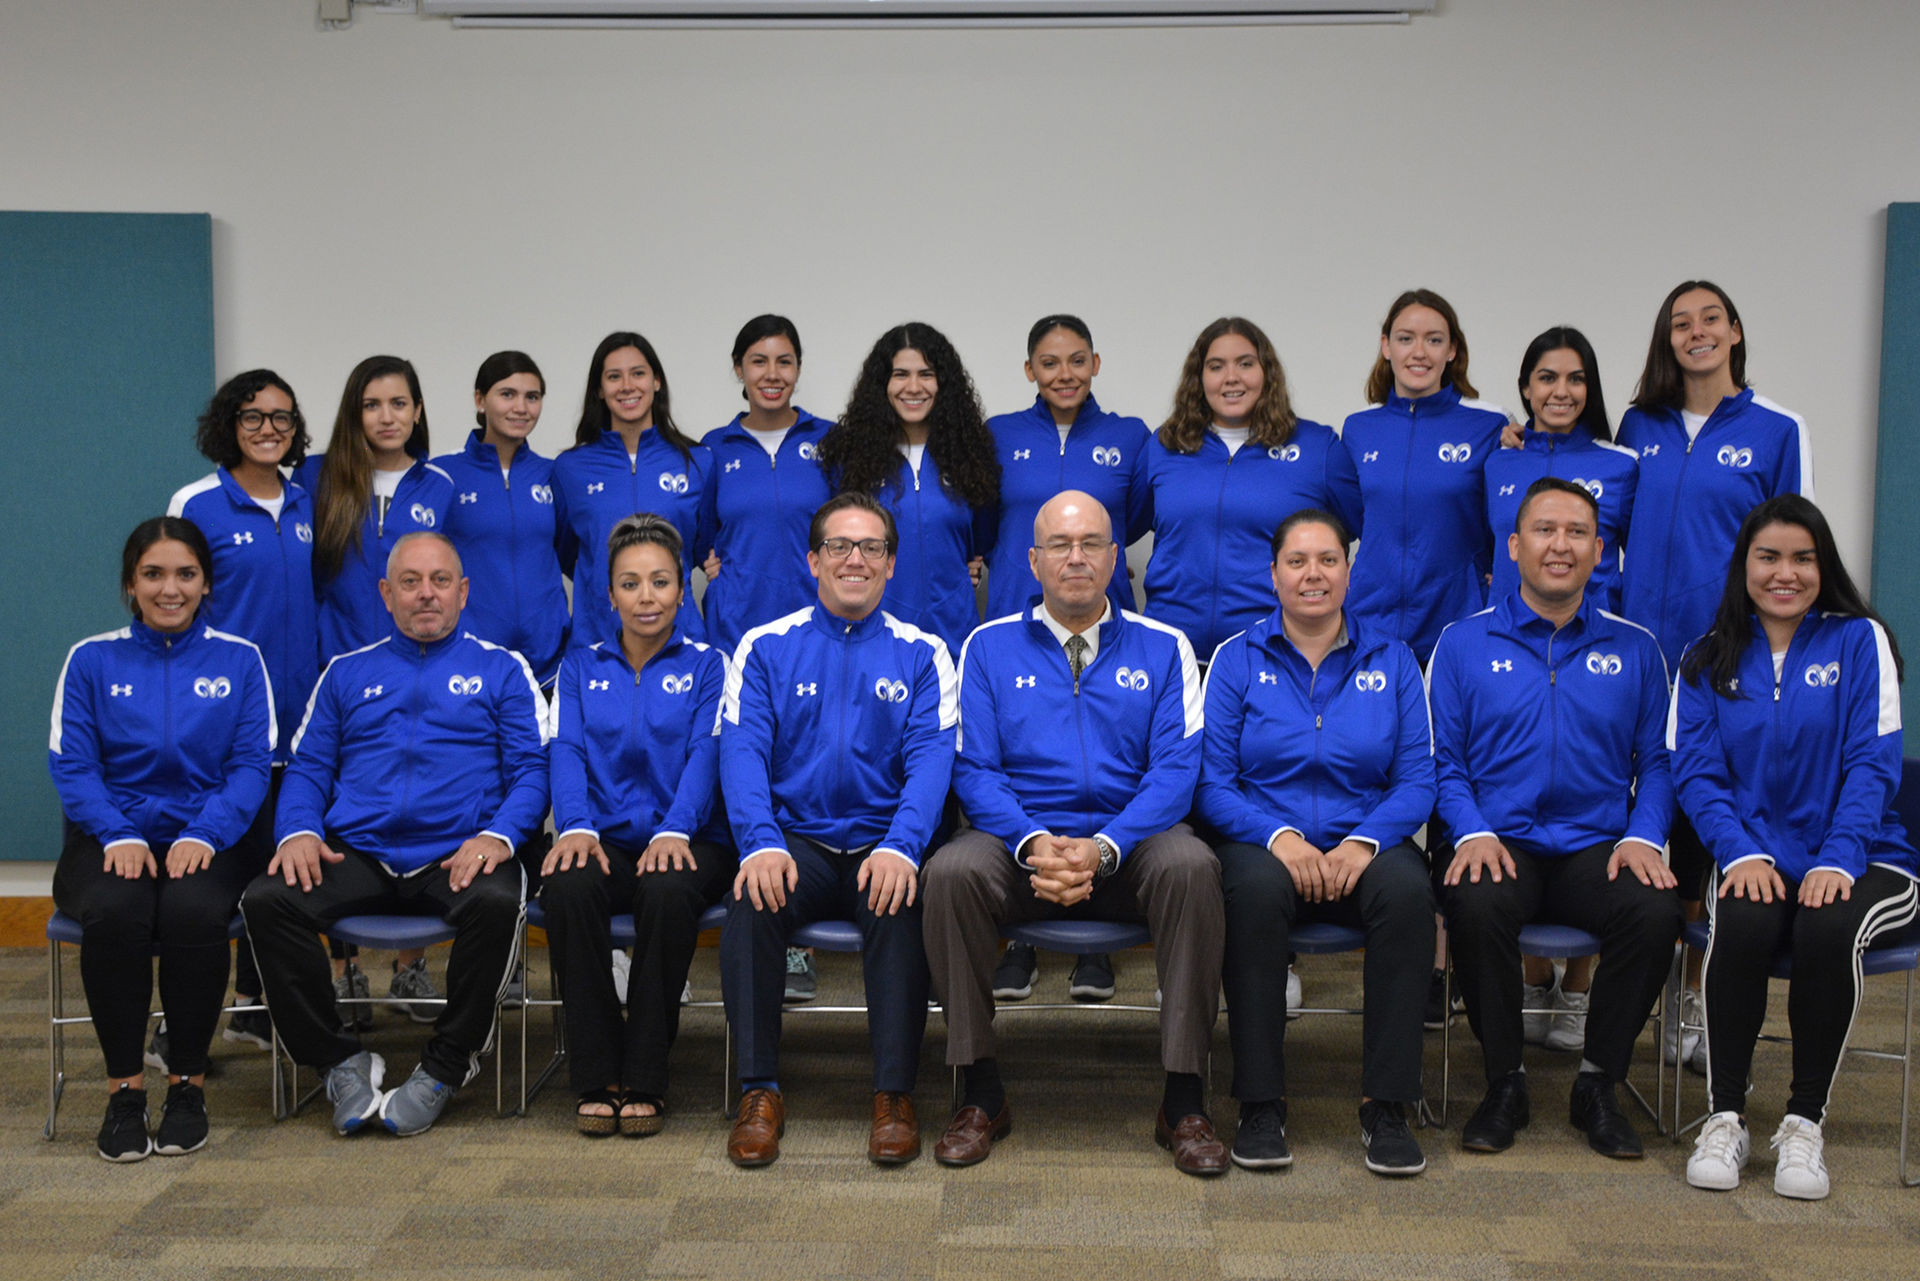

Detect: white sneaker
[1771, 1115, 1830, 1200]
[1544, 987, 1589, 1053]
[1521, 981, 1555, 1046]
[1686, 1110, 1749, 1190]
[1285, 966, 1302, 1020]
[610, 949, 630, 1004]
[1665, 987, 1703, 1066]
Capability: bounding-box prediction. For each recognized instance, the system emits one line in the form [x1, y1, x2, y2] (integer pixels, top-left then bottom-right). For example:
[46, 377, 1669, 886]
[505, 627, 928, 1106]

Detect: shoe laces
[1365, 1100, 1410, 1140]
[1771, 1117, 1825, 1174]
[1241, 1102, 1286, 1137]
[106, 1088, 147, 1126]
[740, 1090, 779, 1124]
[785, 950, 811, 976]
[1694, 1112, 1744, 1161]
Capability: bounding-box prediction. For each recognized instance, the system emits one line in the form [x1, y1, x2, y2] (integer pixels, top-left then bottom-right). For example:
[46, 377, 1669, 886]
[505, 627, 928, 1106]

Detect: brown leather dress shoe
[869, 1091, 920, 1165]
[1155, 1109, 1229, 1177]
[934, 1103, 1012, 1167]
[728, 1088, 784, 1168]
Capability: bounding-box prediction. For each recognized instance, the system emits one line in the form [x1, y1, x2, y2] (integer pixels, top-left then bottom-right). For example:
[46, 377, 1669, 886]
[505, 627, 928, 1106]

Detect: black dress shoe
[1569, 1071, 1643, 1159]
[1461, 1071, 1530, 1152]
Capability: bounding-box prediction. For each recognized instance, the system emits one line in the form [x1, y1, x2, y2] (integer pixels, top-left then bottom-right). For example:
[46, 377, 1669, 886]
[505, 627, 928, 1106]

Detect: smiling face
[1524, 347, 1588, 433]
[379, 536, 468, 643]
[1509, 489, 1601, 615]
[130, 538, 210, 634]
[609, 540, 682, 650]
[1025, 326, 1100, 423]
[475, 372, 543, 447]
[1271, 519, 1349, 627]
[735, 334, 799, 418]
[1202, 333, 1263, 429]
[1668, 286, 1743, 384]
[1381, 303, 1457, 400]
[236, 385, 297, 471]
[361, 373, 422, 467]
[1745, 520, 1820, 635]
[808, 506, 895, 622]
[886, 348, 938, 425]
[599, 345, 659, 430]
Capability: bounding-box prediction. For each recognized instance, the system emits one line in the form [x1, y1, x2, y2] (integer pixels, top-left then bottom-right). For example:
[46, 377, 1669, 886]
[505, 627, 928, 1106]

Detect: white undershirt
[1682, 410, 1710, 442]
[1773, 650, 1787, 683]
[254, 492, 285, 522]
[752, 425, 791, 458]
[372, 467, 403, 524]
[1057, 424, 1073, 449]
[899, 441, 927, 476]
[1212, 425, 1251, 457]
[1038, 600, 1110, 665]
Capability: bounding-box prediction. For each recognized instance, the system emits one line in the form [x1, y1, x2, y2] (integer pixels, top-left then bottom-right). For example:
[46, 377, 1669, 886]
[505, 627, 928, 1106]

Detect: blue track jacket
[700, 409, 834, 656]
[1428, 593, 1673, 855]
[1617, 389, 1813, 668]
[276, 624, 549, 875]
[955, 605, 1201, 861]
[433, 432, 569, 686]
[549, 636, 728, 851]
[1138, 421, 1364, 659]
[168, 468, 317, 759]
[984, 395, 1150, 621]
[1669, 613, 1916, 884]
[50, 620, 274, 853]
[1484, 427, 1640, 615]
[1200, 610, 1433, 854]
[293, 455, 456, 664]
[1344, 385, 1509, 659]
[720, 606, 956, 868]
[552, 428, 714, 653]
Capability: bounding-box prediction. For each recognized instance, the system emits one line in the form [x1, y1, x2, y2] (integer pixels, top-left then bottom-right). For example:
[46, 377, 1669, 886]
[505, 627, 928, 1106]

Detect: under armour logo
[1498, 484, 1516, 497]
[447, 674, 483, 696]
[1438, 443, 1473, 463]
[1804, 662, 1841, 688]
[1716, 446, 1753, 468]
[794, 682, 817, 697]
[1257, 671, 1278, 685]
[1092, 446, 1124, 466]
[409, 503, 437, 527]
[1585, 652, 1624, 676]
[231, 531, 254, 545]
[458, 492, 478, 504]
[109, 684, 133, 697]
[1013, 449, 1032, 461]
[660, 673, 694, 694]
[587, 482, 606, 495]
[873, 678, 909, 703]
[1574, 477, 1604, 499]
[1114, 667, 1151, 691]
[1490, 660, 1514, 673]
[1353, 670, 1387, 692]
[1268, 444, 1301, 462]
[1362, 451, 1380, 462]
[362, 685, 384, 699]
[295, 522, 313, 543]
[587, 679, 610, 691]
[1729, 678, 1741, 692]
[529, 485, 553, 505]
[724, 459, 742, 473]
[1014, 675, 1037, 689]
[192, 676, 232, 699]
[1641, 444, 1660, 458]
[658, 472, 689, 494]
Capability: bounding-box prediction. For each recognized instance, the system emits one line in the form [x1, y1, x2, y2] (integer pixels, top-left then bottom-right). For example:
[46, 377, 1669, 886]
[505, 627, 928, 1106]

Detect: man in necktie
[921, 490, 1226, 1175]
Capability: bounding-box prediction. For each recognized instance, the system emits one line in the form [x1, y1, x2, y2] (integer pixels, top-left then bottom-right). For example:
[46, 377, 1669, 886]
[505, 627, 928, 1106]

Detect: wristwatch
[1092, 835, 1120, 880]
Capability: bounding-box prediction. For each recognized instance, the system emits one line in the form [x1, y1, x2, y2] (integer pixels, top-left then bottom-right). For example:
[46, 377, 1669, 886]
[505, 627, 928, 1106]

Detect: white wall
[4, 0, 1914, 572]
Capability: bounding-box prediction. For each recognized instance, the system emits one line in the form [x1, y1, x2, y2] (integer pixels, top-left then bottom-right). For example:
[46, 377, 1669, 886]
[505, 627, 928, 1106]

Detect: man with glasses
[718, 492, 958, 1168]
[920, 491, 1225, 1175]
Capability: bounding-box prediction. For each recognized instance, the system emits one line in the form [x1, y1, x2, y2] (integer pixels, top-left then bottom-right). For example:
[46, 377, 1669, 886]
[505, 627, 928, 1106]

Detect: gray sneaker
[380, 1065, 455, 1136]
[325, 1050, 386, 1135]
[389, 958, 442, 1024]
[334, 963, 373, 1032]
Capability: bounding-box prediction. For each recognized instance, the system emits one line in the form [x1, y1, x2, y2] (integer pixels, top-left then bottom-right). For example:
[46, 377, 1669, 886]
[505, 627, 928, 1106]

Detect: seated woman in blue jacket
[1673, 494, 1917, 1201]
[1199, 508, 1435, 1177]
[539, 515, 733, 1137]
[49, 517, 274, 1162]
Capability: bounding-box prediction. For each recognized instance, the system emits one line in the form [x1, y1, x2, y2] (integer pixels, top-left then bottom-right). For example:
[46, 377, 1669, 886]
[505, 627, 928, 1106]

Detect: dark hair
[1365, 289, 1478, 403]
[1161, 316, 1297, 454]
[121, 516, 215, 618]
[472, 351, 544, 429]
[1026, 314, 1092, 358]
[1514, 476, 1600, 533]
[194, 369, 309, 471]
[1631, 280, 1747, 413]
[732, 314, 802, 366]
[808, 491, 898, 556]
[1269, 507, 1353, 560]
[313, 356, 429, 583]
[1680, 494, 1902, 696]
[605, 512, 685, 589]
[818, 323, 999, 509]
[1517, 326, 1612, 442]
[572, 331, 693, 457]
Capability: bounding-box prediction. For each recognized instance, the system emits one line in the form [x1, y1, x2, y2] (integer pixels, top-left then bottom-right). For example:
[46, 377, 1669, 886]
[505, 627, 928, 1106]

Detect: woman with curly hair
[817, 323, 999, 656]
[1139, 316, 1363, 660]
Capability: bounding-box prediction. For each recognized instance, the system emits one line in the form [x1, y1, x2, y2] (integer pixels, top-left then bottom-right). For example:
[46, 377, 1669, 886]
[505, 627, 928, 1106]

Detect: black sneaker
[1461, 1070, 1530, 1153]
[1359, 1100, 1426, 1176]
[783, 948, 818, 1003]
[1422, 968, 1459, 1030]
[1230, 1099, 1293, 1170]
[97, 1085, 152, 1163]
[1068, 953, 1116, 1002]
[153, 1080, 209, 1156]
[222, 1006, 273, 1050]
[1568, 1070, 1643, 1159]
[991, 943, 1038, 1001]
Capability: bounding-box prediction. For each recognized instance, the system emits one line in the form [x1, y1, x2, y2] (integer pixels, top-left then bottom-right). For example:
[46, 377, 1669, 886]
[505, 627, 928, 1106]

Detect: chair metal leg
[1901, 966, 1916, 1187]
[1435, 959, 1452, 1128]
[45, 938, 65, 1141]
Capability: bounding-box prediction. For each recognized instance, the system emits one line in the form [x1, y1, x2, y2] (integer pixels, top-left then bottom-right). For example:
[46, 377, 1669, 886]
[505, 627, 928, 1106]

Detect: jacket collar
[130, 618, 204, 654]
[1491, 590, 1598, 643]
[1382, 383, 1464, 417]
[387, 622, 466, 658]
[808, 604, 887, 641]
[218, 465, 309, 515]
[713, 407, 831, 448]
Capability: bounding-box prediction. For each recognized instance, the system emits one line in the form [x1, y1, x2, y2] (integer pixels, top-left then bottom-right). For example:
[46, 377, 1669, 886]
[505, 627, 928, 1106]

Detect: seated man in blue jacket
[242, 532, 548, 1138]
[1429, 477, 1682, 1159]
[719, 492, 957, 1169]
[922, 490, 1225, 1175]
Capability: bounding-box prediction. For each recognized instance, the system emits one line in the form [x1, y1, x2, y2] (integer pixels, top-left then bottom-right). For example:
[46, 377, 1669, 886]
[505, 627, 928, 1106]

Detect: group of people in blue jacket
[48, 281, 1916, 1203]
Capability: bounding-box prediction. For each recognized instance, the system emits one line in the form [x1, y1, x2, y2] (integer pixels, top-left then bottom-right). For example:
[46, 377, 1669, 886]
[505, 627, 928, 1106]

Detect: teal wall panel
[1873, 205, 1920, 733]
[0, 212, 214, 857]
